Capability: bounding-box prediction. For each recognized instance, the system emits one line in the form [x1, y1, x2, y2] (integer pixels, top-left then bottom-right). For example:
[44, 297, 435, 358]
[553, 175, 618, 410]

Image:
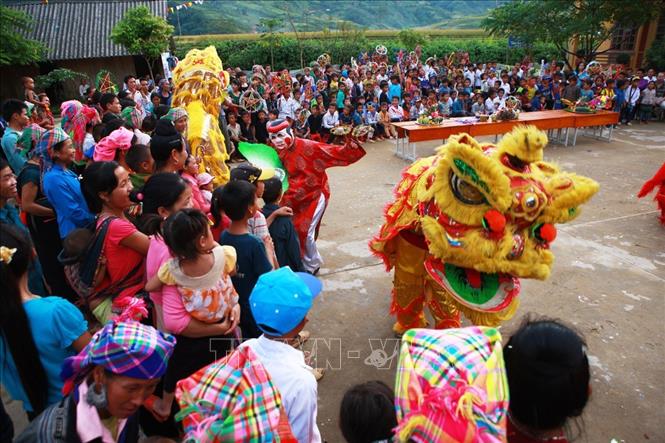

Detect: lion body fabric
[171, 46, 231, 185]
[370, 126, 599, 333]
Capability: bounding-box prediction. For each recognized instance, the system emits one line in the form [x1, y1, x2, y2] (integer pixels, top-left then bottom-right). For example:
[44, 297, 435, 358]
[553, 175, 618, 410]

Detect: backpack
[58, 216, 143, 309]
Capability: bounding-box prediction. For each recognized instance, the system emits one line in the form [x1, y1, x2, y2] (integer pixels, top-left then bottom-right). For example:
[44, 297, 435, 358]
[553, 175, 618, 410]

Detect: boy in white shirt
[388, 96, 404, 122]
[321, 103, 339, 141]
[240, 267, 323, 443]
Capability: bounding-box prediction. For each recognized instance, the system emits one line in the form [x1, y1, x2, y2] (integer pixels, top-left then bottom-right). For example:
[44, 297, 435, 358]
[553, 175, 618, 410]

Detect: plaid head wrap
[121, 105, 144, 130]
[394, 327, 509, 443]
[161, 107, 188, 122]
[61, 321, 176, 395]
[18, 124, 47, 157]
[60, 100, 100, 154]
[34, 128, 70, 172]
[93, 126, 134, 161]
[175, 346, 297, 442]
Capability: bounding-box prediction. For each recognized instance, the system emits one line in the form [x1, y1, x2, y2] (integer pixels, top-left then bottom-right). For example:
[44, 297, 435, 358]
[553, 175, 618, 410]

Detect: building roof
[5, 0, 168, 61]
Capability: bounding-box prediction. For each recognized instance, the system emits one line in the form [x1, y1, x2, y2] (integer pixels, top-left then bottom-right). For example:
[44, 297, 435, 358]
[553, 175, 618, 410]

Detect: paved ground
[309, 122, 665, 442]
[4, 122, 664, 441]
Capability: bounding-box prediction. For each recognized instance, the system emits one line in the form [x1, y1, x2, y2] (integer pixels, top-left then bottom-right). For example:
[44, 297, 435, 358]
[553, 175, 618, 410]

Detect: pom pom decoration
[482, 209, 507, 233]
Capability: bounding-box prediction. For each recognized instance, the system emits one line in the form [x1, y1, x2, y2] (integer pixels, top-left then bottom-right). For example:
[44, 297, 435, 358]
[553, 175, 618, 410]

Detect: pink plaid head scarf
[394, 327, 509, 443]
[60, 100, 100, 152]
[93, 126, 134, 161]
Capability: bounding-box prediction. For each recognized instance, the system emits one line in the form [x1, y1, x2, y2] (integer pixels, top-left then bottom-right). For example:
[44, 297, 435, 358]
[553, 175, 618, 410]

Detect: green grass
[176, 28, 485, 43]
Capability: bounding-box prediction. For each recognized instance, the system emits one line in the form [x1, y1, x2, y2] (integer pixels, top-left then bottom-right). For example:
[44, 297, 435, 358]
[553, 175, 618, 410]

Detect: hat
[197, 172, 214, 186]
[249, 267, 322, 336]
[230, 163, 275, 184]
[61, 321, 176, 395]
[394, 327, 508, 442]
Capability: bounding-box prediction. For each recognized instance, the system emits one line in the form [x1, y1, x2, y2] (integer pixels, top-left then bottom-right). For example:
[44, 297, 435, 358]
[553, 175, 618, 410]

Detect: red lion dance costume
[267, 119, 366, 273]
[638, 162, 665, 225]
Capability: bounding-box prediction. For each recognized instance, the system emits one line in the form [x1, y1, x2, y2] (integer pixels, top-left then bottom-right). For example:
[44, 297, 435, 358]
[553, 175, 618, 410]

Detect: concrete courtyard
[3, 123, 664, 442]
[310, 123, 665, 442]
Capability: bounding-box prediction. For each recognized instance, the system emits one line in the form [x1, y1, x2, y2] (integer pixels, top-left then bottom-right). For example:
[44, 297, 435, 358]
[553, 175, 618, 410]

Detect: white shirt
[322, 111, 339, 129]
[376, 73, 389, 84]
[626, 86, 641, 106]
[388, 104, 403, 120]
[279, 95, 300, 120]
[240, 336, 321, 443]
[485, 97, 496, 114]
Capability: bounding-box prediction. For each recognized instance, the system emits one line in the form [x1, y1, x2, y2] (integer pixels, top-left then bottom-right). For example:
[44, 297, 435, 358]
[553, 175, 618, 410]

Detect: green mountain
[168, 0, 499, 35]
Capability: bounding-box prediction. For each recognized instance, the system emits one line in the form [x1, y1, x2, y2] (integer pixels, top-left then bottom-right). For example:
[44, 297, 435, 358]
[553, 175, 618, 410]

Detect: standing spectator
[0, 159, 47, 296]
[0, 224, 90, 420]
[157, 78, 173, 106]
[239, 111, 256, 142]
[624, 77, 641, 125]
[1, 99, 30, 172]
[80, 161, 149, 323]
[239, 267, 323, 443]
[639, 81, 657, 124]
[219, 180, 273, 339]
[78, 78, 89, 101]
[99, 92, 121, 122]
[134, 78, 151, 116]
[39, 129, 94, 239]
[254, 109, 269, 144]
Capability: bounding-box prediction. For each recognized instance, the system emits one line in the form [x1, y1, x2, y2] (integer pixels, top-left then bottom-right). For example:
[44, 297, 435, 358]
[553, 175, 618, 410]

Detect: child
[485, 90, 497, 114]
[294, 109, 310, 138]
[321, 103, 339, 141]
[182, 154, 210, 213]
[504, 318, 590, 442]
[438, 92, 452, 117]
[471, 94, 485, 114]
[364, 102, 382, 141]
[239, 111, 256, 143]
[144, 208, 240, 420]
[254, 109, 269, 144]
[22, 77, 42, 109]
[239, 267, 324, 439]
[388, 96, 403, 122]
[125, 144, 154, 188]
[639, 81, 656, 123]
[226, 113, 241, 154]
[34, 93, 55, 130]
[219, 180, 273, 339]
[261, 177, 304, 272]
[150, 208, 238, 324]
[197, 172, 214, 206]
[339, 381, 397, 443]
[379, 102, 396, 139]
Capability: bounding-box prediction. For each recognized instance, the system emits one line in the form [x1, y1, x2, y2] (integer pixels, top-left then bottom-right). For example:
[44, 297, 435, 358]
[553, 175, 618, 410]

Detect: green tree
[645, 38, 665, 71]
[258, 18, 282, 68]
[35, 68, 88, 104]
[398, 29, 427, 50]
[483, 0, 663, 69]
[0, 6, 47, 66]
[110, 6, 174, 80]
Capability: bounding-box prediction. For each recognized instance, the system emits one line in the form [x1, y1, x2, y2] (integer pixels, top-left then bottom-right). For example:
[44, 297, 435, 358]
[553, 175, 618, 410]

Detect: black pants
[27, 215, 77, 303]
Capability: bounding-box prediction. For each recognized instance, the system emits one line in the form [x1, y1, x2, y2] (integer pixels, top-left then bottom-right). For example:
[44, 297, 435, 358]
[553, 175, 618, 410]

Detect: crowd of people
[0, 45, 653, 442]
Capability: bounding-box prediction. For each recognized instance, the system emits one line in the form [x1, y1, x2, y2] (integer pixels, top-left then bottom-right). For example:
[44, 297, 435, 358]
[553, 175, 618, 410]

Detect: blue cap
[249, 267, 322, 336]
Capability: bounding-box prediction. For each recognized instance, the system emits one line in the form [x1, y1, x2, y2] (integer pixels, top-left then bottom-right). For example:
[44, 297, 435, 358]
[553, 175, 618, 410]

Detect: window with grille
[611, 25, 637, 50]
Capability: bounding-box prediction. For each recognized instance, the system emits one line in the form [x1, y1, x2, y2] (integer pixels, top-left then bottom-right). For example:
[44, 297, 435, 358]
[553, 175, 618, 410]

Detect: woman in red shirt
[81, 161, 150, 324]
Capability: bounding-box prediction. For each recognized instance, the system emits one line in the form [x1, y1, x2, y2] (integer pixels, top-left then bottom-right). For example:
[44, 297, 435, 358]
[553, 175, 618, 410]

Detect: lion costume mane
[370, 126, 599, 333]
[171, 46, 230, 184]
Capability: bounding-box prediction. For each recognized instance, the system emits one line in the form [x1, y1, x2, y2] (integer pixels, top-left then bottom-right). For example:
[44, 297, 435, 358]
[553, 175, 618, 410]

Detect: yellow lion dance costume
[172, 46, 230, 184]
[370, 126, 599, 334]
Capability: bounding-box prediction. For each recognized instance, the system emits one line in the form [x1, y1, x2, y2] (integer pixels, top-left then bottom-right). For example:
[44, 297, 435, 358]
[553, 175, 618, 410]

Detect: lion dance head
[370, 126, 599, 330]
[172, 46, 231, 185]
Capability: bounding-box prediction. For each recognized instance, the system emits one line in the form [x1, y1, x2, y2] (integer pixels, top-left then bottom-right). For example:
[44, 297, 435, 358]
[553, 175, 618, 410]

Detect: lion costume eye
[450, 171, 486, 205]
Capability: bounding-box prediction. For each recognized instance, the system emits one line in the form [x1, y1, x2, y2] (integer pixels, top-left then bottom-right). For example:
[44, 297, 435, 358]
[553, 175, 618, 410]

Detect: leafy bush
[176, 37, 560, 69]
[36, 68, 88, 104]
[645, 38, 665, 71]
